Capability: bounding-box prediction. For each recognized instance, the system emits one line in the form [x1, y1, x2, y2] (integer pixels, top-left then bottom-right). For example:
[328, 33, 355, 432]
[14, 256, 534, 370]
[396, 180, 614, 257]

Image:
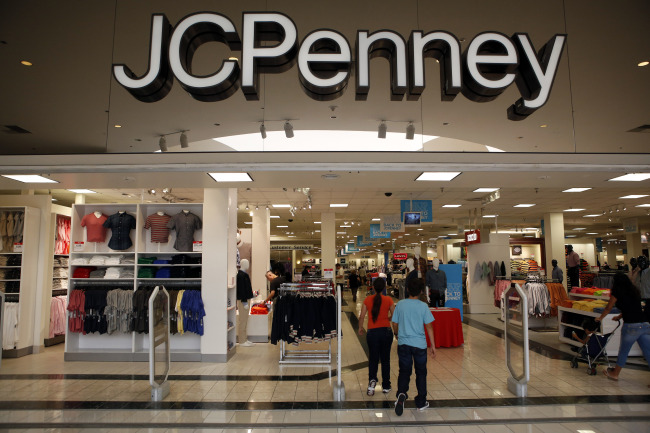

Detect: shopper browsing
[358, 278, 395, 396]
[264, 263, 286, 304]
[595, 272, 650, 381]
[391, 279, 435, 415]
[347, 268, 361, 302]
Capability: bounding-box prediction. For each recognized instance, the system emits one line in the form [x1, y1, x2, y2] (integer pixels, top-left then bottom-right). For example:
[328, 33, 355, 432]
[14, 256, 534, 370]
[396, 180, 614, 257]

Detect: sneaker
[382, 387, 392, 394]
[417, 401, 429, 411]
[240, 341, 255, 347]
[367, 379, 377, 396]
[394, 393, 406, 416]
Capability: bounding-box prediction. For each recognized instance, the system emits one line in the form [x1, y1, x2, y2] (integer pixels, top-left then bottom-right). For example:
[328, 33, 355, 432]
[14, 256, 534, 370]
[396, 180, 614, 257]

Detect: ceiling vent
[3, 125, 31, 134]
[627, 124, 650, 133]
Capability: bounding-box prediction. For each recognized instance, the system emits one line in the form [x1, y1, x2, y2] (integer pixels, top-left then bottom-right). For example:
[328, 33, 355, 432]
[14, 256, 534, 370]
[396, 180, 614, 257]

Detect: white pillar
[543, 212, 567, 289]
[626, 233, 642, 261]
[291, 249, 297, 281]
[202, 188, 237, 362]
[321, 212, 336, 281]
[437, 240, 447, 263]
[251, 207, 271, 298]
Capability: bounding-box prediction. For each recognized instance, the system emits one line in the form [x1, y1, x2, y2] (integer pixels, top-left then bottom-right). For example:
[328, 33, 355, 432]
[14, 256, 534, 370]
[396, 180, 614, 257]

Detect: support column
[74, 193, 85, 204]
[626, 233, 642, 261]
[543, 213, 567, 289]
[251, 207, 271, 298]
[437, 240, 447, 263]
[607, 245, 617, 268]
[202, 188, 237, 362]
[321, 212, 336, 283]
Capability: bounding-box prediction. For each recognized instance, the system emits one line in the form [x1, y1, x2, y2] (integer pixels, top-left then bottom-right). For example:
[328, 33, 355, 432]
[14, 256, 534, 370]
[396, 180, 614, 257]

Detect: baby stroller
[570, 319, 621, 375]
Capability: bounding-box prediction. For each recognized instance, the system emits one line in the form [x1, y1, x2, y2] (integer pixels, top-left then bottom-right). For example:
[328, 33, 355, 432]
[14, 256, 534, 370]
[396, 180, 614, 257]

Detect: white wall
[570, 241, 597, 268]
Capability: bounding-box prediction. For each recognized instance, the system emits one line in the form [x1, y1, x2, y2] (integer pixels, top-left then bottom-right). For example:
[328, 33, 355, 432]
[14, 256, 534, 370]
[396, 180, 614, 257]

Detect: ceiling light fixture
[608, 173, 650, 182]
[1, 174, 58, 183]
[260, 123, 267, 139]
[273, 204, 291, 208]
[442, 204, 462, 208]
[284, 121, 294, 138]
[372, 218, 380, 221]
[330, 204, 348, 208]
[114, 124, 122, 128]
[245, 204, 249, 210]
[638, 61, 649, 67]
[20, 60, 33, 66]
[67, 189, 96, 194]
[619, 194, 648, 199]
[208, 172, 253, 182]
[378, 121, 387, 139]
[416, 172, 461, 181]
[158, 136, 167, 152]
[564, 208, 586, 212]
[514, 204, 536, 208]
[473, 188, 499, 192]
[405, 122, 415, 140]
[583, 214, 602, 217]
[180, 131, 189, 148]
[562, 187, 591, 192]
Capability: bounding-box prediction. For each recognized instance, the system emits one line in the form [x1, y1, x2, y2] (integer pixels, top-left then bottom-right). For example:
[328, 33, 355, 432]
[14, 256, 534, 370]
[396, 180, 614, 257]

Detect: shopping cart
[570, 320, 621, 375]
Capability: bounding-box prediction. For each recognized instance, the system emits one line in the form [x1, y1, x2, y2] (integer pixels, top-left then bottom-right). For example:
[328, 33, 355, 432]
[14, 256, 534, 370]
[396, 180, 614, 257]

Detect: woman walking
[596, 272, 650, 380]
[358, 278, 395, 395]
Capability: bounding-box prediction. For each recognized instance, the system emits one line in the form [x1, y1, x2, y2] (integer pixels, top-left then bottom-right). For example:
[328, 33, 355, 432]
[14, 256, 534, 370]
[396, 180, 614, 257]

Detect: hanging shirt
[167, 211, 202, 251]
[81, 213, 109, 243]
[144, 213, 172, 243]
[425, 268, 447, 294]
[103, 212, 136, 250]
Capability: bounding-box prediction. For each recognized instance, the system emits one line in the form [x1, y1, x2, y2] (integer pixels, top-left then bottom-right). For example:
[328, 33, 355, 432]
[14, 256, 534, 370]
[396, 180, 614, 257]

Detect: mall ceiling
[0, 1, 648, 250]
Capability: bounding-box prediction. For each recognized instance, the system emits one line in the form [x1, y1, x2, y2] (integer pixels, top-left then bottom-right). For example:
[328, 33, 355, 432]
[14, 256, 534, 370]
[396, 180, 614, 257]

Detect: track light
[260, 123, 267, 139]
[406, 122, 415, 140]
[378, 121, 387, 139]
[255, 205, 259, 210]
[284, 121, 294, 138]
[180, 131, 189, 148]
[245, 203, 249, 210]
[265, 204, 270, 210]
[158, 136, 167, 152]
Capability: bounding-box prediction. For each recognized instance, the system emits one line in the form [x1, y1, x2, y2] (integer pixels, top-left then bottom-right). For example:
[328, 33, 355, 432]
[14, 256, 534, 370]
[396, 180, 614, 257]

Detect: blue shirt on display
[391, 298, 434, 349]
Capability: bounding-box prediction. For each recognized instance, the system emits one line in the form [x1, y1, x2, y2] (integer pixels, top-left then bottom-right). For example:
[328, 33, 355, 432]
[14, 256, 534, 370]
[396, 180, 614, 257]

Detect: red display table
[425, 307, 464, 348]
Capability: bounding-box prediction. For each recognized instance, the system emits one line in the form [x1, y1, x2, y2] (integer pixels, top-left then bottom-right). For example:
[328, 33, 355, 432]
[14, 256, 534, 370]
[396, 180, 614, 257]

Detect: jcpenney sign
[113, 12, 566, 120]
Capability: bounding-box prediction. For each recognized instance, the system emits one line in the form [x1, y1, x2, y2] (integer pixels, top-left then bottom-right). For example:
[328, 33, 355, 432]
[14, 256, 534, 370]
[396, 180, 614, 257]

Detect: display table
[425, 307, 464, 348]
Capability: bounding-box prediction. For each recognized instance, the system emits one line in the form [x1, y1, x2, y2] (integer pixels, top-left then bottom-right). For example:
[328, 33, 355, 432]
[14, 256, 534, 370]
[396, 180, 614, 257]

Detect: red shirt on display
[80, 213, 108, 243]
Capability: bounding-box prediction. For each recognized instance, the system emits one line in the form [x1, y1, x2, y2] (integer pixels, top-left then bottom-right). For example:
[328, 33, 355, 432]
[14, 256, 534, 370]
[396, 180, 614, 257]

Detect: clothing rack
[137, 280, 202, 288]
[276, 282, 335, 365]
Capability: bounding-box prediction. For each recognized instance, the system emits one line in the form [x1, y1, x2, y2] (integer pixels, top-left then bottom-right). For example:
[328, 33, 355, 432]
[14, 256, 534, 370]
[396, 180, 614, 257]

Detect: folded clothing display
[0, 255, 21, 266]
[104, 267, 123, 279]
[571, 299, 609, 312]
[104, 255, 124, 265]
[155, 267, 172, 278]
[54, 256, 69, 267]
[71, 257, 89, 265]
[138, 267, 155, 278]
[153, 259, 170, 264]
[89, 255, 109, 265]
[570, 287, 610, 297]
[0, 281, 20, 292]
[52, 267, 68, 278]
[72, 267, 96, 278]
[89, 269, 106, 278]
[0, 269, 21, 279]
[170, 254, 201, 265]
[250, 303, 269, 315]
[138, 257, 156, 264]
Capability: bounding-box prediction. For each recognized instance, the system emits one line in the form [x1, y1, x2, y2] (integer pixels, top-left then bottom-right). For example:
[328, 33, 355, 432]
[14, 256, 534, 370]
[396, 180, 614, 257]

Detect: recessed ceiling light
[207, 172, 252, 182]
[565, 235, 576, 237]
[473, 188, 499, 193]
[114, 124, 122, 128]
[635, 204, 650, 208]
[442, 204, 461, 208]
[619, 194, 648, 199]
[372, 218, 380, 221]
[483, 214, 498, 218]
[330, 204, 348, 207]
[244, 222, 252, 225]
[586, 232, 598, 235]
[415, 172, 461, 181]
[447, 233, 457, 236]
[315, 230, 321, 233]
[270, 215, 280, 218]
[340, 225, 351, 228]
[540, 124, 548, 128]
[67, 189, 96, 194]
[314, 221, 321, 224]
[564, 208, 586, 212]
[272, 204, 291, 208]
[583, 214, 602, 217]
[514, 204, 535, 208]
[617, 228, 624, 231]
[573, 228, 586, 231]
[2, 174, 58, 183]
[276, 225, 288, 228]
[336, 232, 346, 234]
[562, 187, 591, 192]
[608, 173, 650, 182]
[20, 60, 32, 66]
[288, 235, 296, 238]
[417, 228, 423, 231]
[638, 61, 649, 67]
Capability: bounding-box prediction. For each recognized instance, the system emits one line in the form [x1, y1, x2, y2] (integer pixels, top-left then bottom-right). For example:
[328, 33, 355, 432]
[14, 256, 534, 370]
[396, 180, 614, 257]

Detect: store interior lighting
[406, 122, 415, 140]
[158, 136, 167, 152]
[378, 121, 387, 139]
[260, 123, 267, 139]
[1, 174, 58, 183]
[284, 121, 294, 138]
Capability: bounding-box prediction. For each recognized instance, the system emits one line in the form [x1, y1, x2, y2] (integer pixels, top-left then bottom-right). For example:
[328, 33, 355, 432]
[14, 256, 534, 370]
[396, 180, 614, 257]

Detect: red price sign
[465, 230, 481, 245]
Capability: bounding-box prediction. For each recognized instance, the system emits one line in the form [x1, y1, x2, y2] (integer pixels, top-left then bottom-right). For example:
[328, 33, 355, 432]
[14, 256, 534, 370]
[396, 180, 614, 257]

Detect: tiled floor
[0, 288, 648, 432]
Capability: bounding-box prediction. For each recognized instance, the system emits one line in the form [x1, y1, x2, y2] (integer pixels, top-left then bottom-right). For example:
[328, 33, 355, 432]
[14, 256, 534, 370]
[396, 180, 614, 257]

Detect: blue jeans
[616, 322, 650, 367]
[366, 327, 393, 389]
[397, 344, 428, 408]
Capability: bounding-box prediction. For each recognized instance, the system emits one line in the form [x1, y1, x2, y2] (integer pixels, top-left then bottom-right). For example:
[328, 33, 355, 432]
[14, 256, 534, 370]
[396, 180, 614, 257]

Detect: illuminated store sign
[113, 12, 566, 120]
[465, 229, 481, 245]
